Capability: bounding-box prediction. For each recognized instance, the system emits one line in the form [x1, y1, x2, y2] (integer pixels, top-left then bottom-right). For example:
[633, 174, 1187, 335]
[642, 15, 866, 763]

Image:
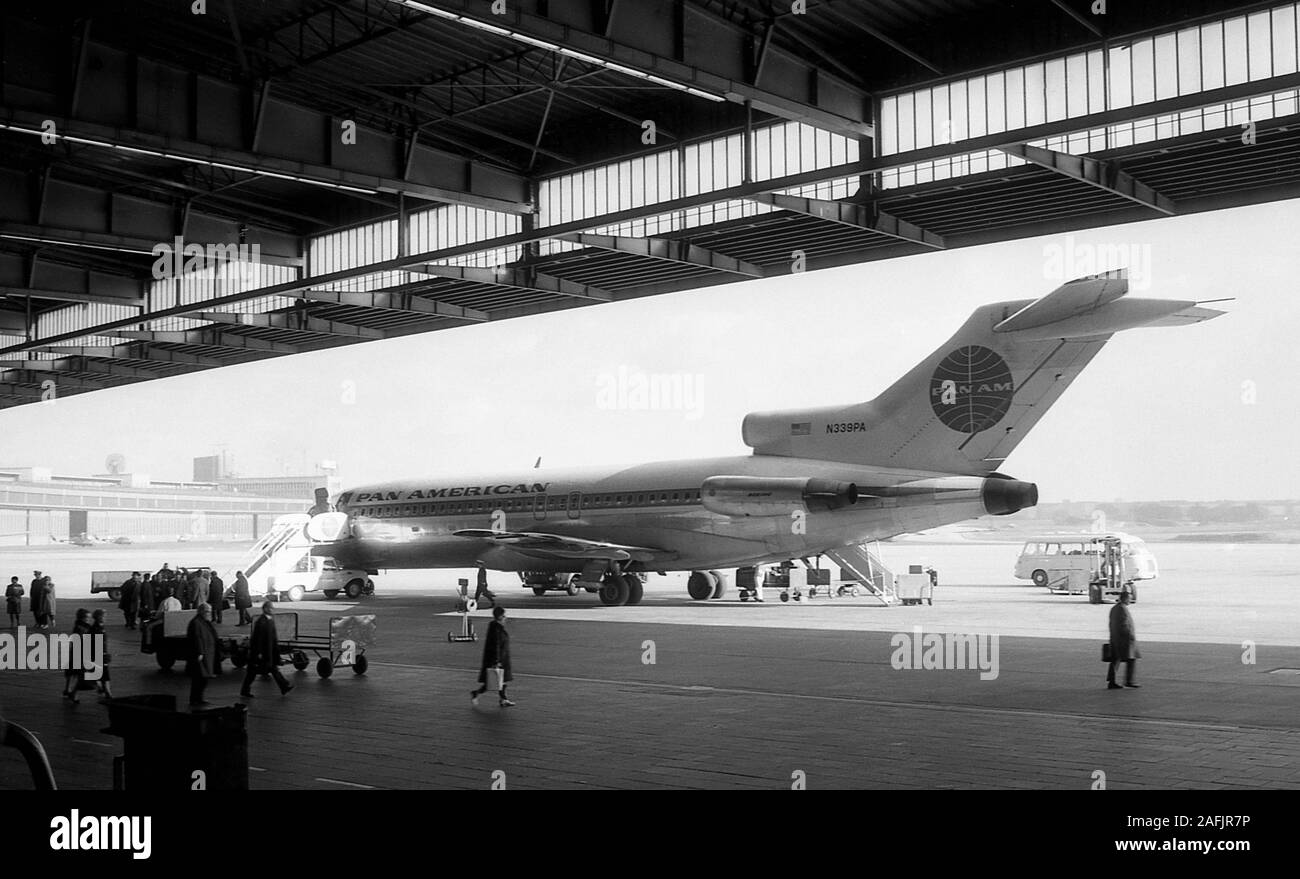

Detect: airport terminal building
[0, 463, 332, 545]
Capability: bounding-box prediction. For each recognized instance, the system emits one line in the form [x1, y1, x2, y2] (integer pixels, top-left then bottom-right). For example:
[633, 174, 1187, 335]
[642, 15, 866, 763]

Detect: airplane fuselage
[324, 454, 1025, 574]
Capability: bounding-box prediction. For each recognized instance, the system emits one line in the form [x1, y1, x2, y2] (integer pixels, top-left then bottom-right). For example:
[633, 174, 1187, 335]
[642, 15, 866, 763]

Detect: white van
[1014, 533, 1158, 588]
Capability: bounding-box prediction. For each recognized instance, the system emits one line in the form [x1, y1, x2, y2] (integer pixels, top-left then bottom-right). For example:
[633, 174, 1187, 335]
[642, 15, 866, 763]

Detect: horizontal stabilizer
[993, 270, 1129, 332]
[996, 297, 1223, 340]
[1139, 304, 1227, 327]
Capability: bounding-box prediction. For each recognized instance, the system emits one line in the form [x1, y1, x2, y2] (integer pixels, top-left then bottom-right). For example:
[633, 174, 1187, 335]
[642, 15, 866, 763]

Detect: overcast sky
[2, 199, 1297, 503]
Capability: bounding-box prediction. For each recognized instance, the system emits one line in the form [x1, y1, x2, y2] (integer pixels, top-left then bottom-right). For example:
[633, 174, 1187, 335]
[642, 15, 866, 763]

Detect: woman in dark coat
[471, 605, 514, 707]
[5, 577, 23, 627]
[90, 609, 113, 700]
[233, 571, 253, 626]
[186, 603, 220, 706]
[62, 609, 92, 702]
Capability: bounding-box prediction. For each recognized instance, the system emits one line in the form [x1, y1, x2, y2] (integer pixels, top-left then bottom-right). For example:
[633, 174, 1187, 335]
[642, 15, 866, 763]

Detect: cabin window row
[355, 489, 702, 518]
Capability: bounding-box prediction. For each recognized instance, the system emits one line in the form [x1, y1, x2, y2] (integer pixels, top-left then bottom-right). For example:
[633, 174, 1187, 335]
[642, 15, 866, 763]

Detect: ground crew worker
[240, 602, 294, 698]
[474, 565, 496, 608]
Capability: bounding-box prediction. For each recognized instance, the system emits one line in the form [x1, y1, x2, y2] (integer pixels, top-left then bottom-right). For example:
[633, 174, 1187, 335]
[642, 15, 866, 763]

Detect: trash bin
[103, 695, 248, 790]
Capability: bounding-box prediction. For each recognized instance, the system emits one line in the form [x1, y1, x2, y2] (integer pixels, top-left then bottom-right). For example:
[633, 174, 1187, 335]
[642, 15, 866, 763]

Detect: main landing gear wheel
[345, 579, 364, 599]
[1031, 569, 1049, 588]
[707, 570, 728, 600]
[687, 571, 714, 601]
[623, 574, 644, 606]
[599, 575, 630, 606]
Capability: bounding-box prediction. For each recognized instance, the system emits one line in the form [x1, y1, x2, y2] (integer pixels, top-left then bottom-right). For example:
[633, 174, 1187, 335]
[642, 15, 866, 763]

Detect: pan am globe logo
[929, 346, 1014, 434]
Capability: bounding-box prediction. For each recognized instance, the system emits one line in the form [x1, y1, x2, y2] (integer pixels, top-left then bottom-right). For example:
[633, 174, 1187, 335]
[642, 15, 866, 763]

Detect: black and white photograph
[0, 0, 1295, 852]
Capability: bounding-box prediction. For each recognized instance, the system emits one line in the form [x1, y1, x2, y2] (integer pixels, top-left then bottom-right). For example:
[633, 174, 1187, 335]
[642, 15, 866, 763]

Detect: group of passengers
[5, 571, 56, 629]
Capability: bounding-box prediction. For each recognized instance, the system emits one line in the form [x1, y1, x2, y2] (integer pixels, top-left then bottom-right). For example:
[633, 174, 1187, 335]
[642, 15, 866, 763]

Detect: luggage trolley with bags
[251, 611, 376, 678]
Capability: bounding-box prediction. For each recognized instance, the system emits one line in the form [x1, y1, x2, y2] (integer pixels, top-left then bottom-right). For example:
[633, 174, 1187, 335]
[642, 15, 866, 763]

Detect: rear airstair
[825, 542, 899, 606]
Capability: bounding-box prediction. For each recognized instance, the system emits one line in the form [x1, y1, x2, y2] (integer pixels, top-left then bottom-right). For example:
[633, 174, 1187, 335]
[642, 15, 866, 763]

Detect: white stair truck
[229, 514, 374, 603]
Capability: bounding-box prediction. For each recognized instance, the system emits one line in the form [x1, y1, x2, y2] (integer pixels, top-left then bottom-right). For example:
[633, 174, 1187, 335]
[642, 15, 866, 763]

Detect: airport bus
[1014, 532, 1158, 589]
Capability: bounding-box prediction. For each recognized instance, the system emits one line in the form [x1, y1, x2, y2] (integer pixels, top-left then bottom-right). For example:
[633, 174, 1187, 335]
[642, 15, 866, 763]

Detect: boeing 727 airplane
[304, 270, 1222, 605]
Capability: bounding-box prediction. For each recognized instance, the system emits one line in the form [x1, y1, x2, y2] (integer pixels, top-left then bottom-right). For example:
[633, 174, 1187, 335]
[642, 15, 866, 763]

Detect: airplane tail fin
[742, 270, 1223, 475]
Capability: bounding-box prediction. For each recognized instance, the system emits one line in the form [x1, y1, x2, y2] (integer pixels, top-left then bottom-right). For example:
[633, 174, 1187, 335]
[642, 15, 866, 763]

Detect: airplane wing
[452, 529, 676, 563]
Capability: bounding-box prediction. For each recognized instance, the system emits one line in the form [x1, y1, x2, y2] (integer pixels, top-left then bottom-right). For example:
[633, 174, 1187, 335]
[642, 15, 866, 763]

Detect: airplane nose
[982, 478, 1038, 516]
[306, 511, 350, 541]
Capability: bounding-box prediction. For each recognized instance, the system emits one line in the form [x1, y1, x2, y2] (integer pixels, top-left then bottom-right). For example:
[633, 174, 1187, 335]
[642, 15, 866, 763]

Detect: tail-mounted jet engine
[700, 476, 858, 517]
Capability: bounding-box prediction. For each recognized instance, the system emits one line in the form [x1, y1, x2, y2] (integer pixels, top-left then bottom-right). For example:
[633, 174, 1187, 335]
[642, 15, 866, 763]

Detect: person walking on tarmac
[1107, 587, 1141, 689]
[233, 571, 253, 626]
[62, 609, 92, 703]
[118, 572, 141, 629]
[186, 603, 220, 707]
[90, 609, 114, 701]
[473, 565, 496, 608]
[471, 605, 514, 708]
[240, 601, 294, 698]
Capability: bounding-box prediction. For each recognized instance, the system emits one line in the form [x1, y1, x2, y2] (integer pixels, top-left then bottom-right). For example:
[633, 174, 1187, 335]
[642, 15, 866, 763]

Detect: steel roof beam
[0, 222, 302, 269]
[32, 344, 248, 369]
[0, 356, 189, 380]
[0, 370, 123, 391]
[295, 287, 490, 323]
[743, 193, 946, 249]
[1048, 0, 1105, 37]
[407, 264, 614, 302]
[8, 92, 1300, 357]
[0, 286, 142, 307]
[0, 60, 529, 209]
[815, 5, 943, 75]
[998, 143, 1176, 215]
[0, 253, 148, 306]
[105, 329, 307, 356]
[423, 2, 872, 137]
[553, 232, 766, 277]
[193, 311, 390, 340]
